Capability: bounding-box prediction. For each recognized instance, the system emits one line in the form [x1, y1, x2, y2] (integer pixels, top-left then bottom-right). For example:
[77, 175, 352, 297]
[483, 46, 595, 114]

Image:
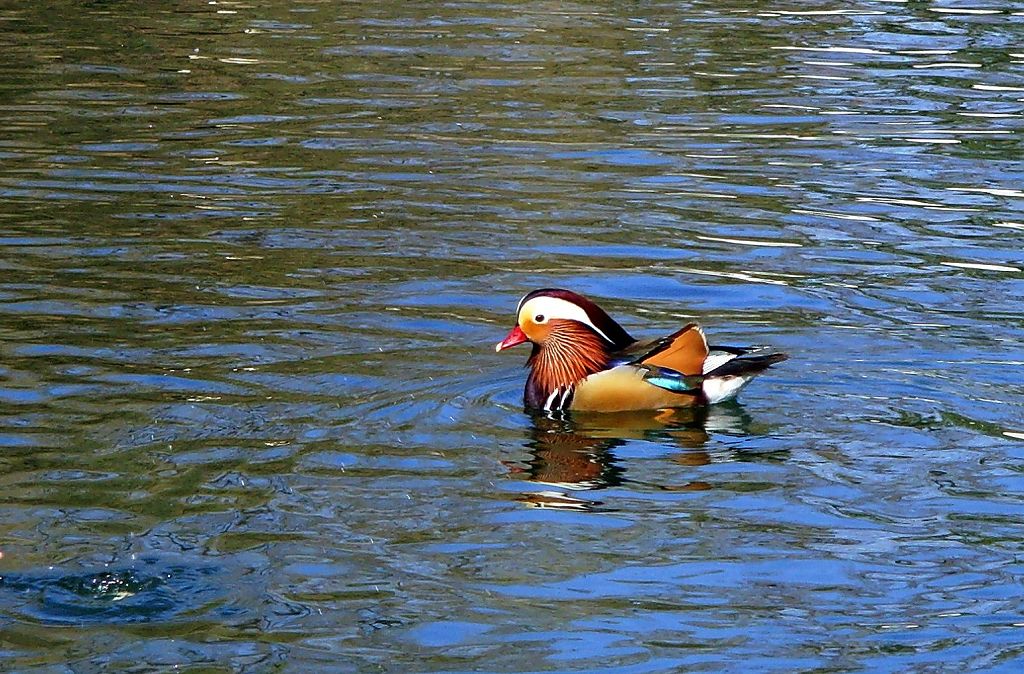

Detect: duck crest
[525, 320, 611, 411]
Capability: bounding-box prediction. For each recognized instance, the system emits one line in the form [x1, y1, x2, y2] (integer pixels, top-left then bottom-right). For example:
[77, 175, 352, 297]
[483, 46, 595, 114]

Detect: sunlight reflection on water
[0, 0, 1023, 671]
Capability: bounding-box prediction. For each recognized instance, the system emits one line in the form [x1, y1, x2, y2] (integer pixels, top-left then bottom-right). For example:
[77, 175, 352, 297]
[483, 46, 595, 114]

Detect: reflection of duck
[496, 289, 786, 413]
[519, 415, 625, 491]
[510, 404, 756, 507]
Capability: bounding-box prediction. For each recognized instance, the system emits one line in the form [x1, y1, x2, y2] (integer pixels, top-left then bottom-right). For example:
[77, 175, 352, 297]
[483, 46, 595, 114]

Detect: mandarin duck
[496, 288, 787, 413]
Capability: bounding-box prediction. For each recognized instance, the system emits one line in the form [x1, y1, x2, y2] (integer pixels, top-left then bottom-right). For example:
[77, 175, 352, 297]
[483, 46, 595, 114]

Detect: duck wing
[618, 327, 787, 402]
[620, 323, 709, 376]
[565, 325, 709, 412]
[576, 324, 787, 409]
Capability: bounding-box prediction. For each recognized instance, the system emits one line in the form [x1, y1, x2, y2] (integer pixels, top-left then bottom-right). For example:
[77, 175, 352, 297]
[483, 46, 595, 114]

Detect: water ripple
[2, 0, 1024, 671]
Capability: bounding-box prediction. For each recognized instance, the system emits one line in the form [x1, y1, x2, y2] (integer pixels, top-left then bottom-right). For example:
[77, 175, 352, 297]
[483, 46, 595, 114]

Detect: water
[1, 1, 1024, 671]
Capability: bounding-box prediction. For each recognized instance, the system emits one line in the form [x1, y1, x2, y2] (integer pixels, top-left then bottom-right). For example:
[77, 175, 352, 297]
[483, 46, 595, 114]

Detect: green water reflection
[1, 0, 1024, 671]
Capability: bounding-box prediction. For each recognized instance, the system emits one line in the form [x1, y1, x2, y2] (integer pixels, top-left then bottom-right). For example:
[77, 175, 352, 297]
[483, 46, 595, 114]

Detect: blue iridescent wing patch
[640, 366, 703, 393]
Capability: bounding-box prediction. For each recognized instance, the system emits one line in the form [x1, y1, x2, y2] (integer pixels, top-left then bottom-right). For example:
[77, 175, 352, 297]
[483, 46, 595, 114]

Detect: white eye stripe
[519, 297, 613, 344]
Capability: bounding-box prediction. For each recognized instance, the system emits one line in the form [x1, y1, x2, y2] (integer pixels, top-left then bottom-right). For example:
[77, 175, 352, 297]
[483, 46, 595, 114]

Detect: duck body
[496, 288, 787, 413]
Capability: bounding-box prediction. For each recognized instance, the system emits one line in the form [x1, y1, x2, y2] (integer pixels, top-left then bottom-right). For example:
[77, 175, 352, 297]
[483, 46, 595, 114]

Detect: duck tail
[705, 348, 788, 378]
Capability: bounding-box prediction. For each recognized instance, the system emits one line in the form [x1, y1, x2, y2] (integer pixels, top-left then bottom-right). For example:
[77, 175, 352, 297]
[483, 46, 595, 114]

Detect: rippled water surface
[2, 1, 1024, 671]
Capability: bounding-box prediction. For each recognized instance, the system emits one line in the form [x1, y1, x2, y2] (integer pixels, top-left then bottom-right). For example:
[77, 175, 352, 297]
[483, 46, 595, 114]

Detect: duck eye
[534, 314, 546, 323]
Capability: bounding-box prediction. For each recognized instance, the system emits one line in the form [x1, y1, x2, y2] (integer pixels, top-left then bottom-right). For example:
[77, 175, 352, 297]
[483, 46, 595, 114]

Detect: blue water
[1, 1, 1024, 671]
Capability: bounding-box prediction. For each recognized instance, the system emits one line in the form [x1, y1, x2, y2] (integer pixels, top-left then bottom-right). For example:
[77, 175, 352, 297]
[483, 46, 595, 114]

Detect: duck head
[496, 289, 635, 409]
